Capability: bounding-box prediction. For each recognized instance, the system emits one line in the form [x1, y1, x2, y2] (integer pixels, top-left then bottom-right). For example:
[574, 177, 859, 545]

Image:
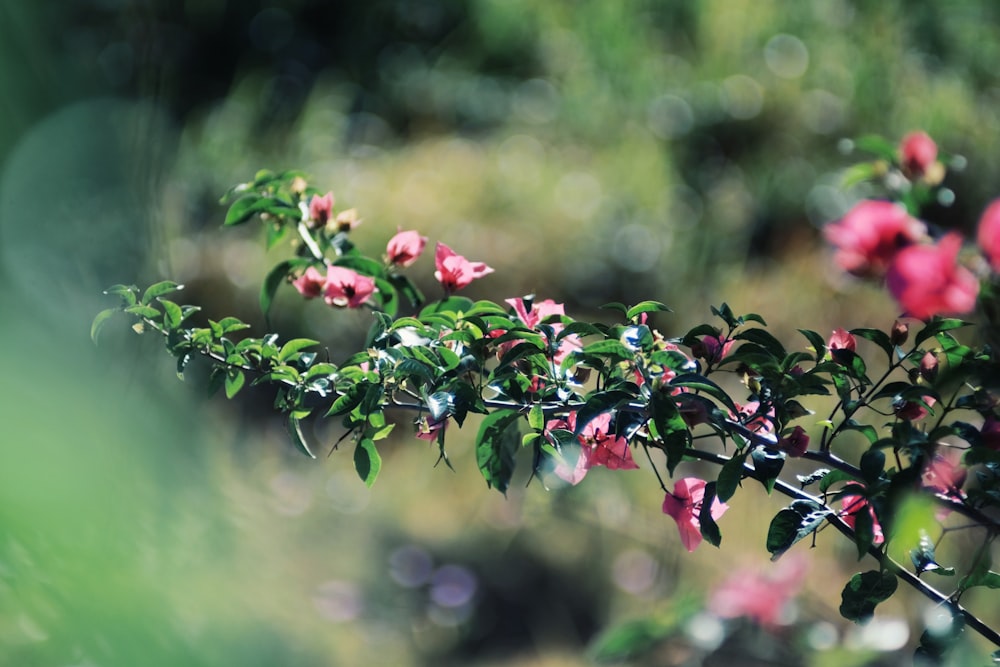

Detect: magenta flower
[976, 199, 1000, 273]
[386, 229, 428, 268]
[886, 233, 979, 320]
[824, 200, 925, 278]
[506, 296, 565, 329]
[415, 415, 448, 441]
[732, 400, 775, 436]
[545, 411, 638, 486]
[894, 394, 936, 421]
[662, 477, 729, 552]
[899, 131, 938, 178]
[323, 266, 377, 308]
[291, 266, 327, 299]
[922, 448, 966, 498]
[434, 242, 494, 293]
[827, 328, 856, 352]
[309, 192, 334, 227]
[839, 494, 884, 545]
[691, 334, 733, 365]
[708, 554, 807, 628]
[776, 425, 809, 457]
[982, 416, 1000, 450]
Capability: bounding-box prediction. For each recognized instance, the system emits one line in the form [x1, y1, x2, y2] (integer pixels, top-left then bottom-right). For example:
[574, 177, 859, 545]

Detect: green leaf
[839, 570, 898, 622]
[914, 318, 970, 346]
[716, 451, 747, 502]
[354, 438, 381, 487]
[859, 448, 885, 484]
[698, 481, 723, 547]
[750, 446, 785, 494]
[528, 403, 545, 431]
[842, 162, 881, 188]
[218, 317, 251, 334]
[141, 280, 184, 306]
[277, 338, 320, 363]
[261, 259, 311, 324]
[734, 327, 786, 360]
[766, 499, 832, 560]
[850, 327, 894, 361]
[626, 300, 672, 320]
[649, 392, 690, 474]
[853, 134, 898, 161]
[90, 308, 119, 343]
[798, 329, 827, 360]
[557, 321, 605, 340]
[225, 369, 245, 398]
[158, 298, 183, 329]
[395, 358, 436, 387]
[910, 531, 956, 577]
[326, 383, 366, 417]
[580, 339, 635, 363]
[123, 304, 161, 319]
[287, 414, 316, 459]
[104, 284, 138, 307]
[476, 409, 521, 494]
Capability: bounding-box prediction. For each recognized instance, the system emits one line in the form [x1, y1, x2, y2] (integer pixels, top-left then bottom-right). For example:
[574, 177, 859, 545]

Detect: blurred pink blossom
[839, 494, 884, 545]
[386, 229, 427, 267]
[545, 411, 638, 486]
[434, 242, 494, 293]
[824, 200, 925, 278]
[662, 477, 729, 552]
[899, 131, 937, 178]
[506, 296, 565, 329]
[827, 328, 856, 352]
[977, 199, 1000, 272]
[292, 266, 326, 298]
[309, 192, 334, 227]
[708, 554, 807, 628]
[886, 233, 978, 319]
[323, 266, 377, 308]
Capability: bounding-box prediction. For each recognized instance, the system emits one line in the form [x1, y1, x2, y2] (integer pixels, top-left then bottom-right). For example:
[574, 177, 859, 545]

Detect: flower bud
[890, 320, 909, 346]
[900, 131, 937, 179]
[919, 351, 939, 383]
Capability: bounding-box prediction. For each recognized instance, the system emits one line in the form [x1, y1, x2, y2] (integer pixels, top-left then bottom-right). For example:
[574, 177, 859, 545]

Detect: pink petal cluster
[921, 448, 966, 498]
[506, 296, 565, 329]
[827, 328, 856, 352]
[732, 400, 775, 436]
[545, 411, 638, 486]
[415, 415, 448, 441]
[691, 334, 733, 365]
[662, 477, 729, 552]
[386, 229, 427, 268]
[776, 425, 809, 457]
[434, 242, 494, 293]
[977, 199, 1000, 273]
[886, 233, 978, 320]
[839, 494, 884, 545]
[894, 394, 936, 422]
[292, 265, 376, 308]
[824, 200, 926, 278]
[309, 192, 334, 226]
[899, 131, 938, 178]
[708, 555, 807, 628]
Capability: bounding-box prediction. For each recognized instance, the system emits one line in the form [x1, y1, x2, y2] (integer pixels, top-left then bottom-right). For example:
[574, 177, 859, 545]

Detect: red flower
[827, 328, 856, 352]
[899, 131, 938, 178]
[415, 416, 447, 441]
[824, 200, 925, 278]
[291, 266, 326, 298]
[894, 394, 936, 421]
[323, 266, 377, 308]
[886, 233, 979, 320]
[839, 494, 884, 545]
[976, 199, 1000, 273]
[434, 242, 494, 293]
[386, 229, 427, 268]
[776, 426, 809, 457]
[691, 334, 733, 365]
[662, 477, 729, 552]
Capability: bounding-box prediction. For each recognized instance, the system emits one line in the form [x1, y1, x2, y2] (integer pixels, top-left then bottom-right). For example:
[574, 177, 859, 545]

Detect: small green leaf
[766, 499, 832, 560]
[277, 338, 320, 363]
[850, 327, 894, 361]
[476, 409, 521, 494]
[626, 300, 672, 320]
[528, 403, 544, 431]
[750, 446, 785, 494]
[225, 369, 245, 398]
[90, 308, 118, 343]
[141, 280, 184, 306]
[698, 482, 723, 547]
[798, 329, 827, 360]
[354, 438, 381, 487]
[158, 298, 183, 329]
[287, 414, 316, 459]
[839, 570, 898, 622]
[261, 258, 311, 324]
[716, 451, 747, 502]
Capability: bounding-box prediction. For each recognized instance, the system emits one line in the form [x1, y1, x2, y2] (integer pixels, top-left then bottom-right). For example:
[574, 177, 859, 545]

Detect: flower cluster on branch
[92, 135, 1000, 659]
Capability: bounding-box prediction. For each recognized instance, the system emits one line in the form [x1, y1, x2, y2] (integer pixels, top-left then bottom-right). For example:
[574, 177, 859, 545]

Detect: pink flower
[981, 416, 1000, 450]
[824, 200, 925, 278]
[386, 229, 427, 268]
[691, 334, 733, 365]
[434, 242, 494, 293]
[839, 494, 884, 545]
[886, 233, 979, 320]
[545, 411, 638, 485]
[732, 400, 775, 436]
[894, 394, 936, 421]
[776, 426, 809, 457]
[899, 131, 938, 178]
[828, 328, 856, 352]
[922, 448, 966, 497]
[323, 266, 377, 308]
[415, 415, 448, 441]
[309, 192, 334, 227]
[291, 266, 326, 298]
[708, 554, 807, 628]
[976, 199, 1000, 273]
[506, 296, 565, 329]
[662, 477, 729, 552]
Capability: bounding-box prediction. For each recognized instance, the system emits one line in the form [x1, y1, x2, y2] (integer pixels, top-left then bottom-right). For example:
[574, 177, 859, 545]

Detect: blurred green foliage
[4, 0, 1000, 664]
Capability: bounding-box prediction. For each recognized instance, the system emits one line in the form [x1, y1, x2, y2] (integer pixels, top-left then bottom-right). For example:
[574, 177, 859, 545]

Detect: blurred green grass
[3, 0, 1000, 664]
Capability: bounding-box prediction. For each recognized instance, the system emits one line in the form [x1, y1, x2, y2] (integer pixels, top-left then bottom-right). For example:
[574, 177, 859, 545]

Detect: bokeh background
[3, 1, 1000, 665]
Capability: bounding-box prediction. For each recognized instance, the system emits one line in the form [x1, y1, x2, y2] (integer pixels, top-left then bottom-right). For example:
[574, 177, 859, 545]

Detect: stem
[297, 221, 327, 263]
